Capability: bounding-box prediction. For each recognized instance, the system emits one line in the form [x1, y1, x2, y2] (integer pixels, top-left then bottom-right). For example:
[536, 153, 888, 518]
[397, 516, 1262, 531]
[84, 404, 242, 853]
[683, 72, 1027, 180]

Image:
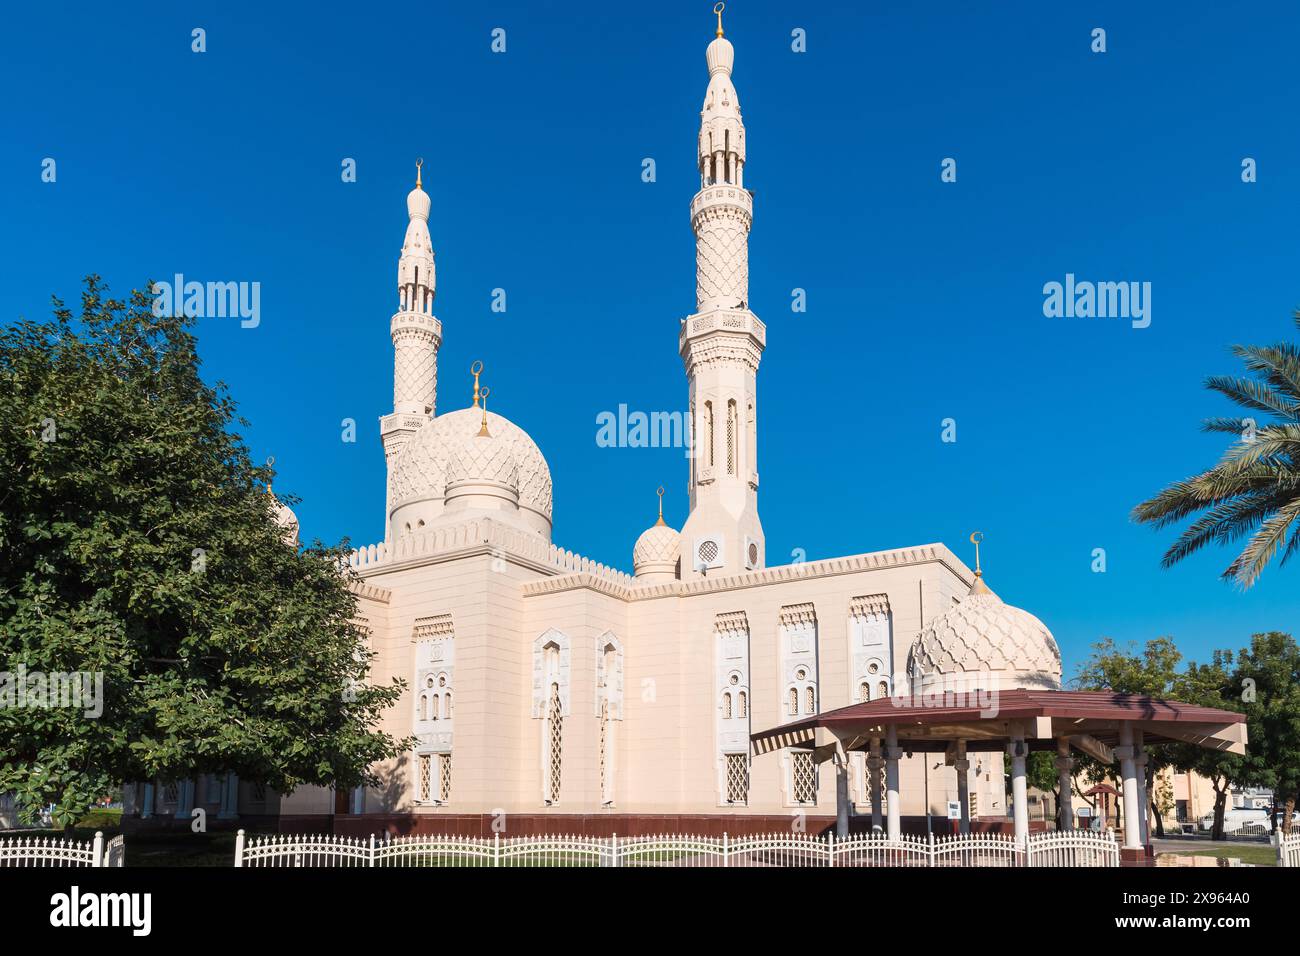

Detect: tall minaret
[380, 160, 442, 530]
[679, 5, 766, 579]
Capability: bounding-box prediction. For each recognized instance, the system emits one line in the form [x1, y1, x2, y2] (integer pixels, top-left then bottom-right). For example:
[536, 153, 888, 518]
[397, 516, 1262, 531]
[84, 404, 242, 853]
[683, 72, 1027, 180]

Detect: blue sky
[3, 1, 1298, 673]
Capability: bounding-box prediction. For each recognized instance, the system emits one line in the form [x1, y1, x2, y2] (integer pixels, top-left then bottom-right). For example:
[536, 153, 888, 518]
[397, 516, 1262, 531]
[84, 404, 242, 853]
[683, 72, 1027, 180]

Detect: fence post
[369, 833, 376, 867]
[494, 832, 500, 868]
[234, 828, 246, 867]
[927, 831, 934, 868]
[611, 833, 619, 868]
[1274, 831, 1284, 867]
[827, 831, 834, 868]
[723, 832, 729, 868]
[1024, 831, 1032, 868]
[91, 831, 104, 868]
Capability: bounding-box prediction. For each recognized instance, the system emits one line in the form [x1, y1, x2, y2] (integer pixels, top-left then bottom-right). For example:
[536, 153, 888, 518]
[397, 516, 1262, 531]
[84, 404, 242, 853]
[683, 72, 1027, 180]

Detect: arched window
[705, 402, 715, 467]
[860, 682, 871, 702]
[788, 687, 798, 716]
[723, 692, 732, 719]
[726, 400, 736, 475]
[805, 686, 816, 714]
[738, 691, 748, 718]
[878, 681, 889, 699]
[546, 683, 563, 804]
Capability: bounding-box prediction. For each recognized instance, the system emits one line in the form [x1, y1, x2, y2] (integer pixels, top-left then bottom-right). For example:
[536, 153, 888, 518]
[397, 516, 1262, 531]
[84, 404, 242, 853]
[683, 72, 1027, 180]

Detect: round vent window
[729, 674, 739, 685]
[747, 542, 759, 565]
[868, 662, 879, 675]
[698, 540, 719, 564]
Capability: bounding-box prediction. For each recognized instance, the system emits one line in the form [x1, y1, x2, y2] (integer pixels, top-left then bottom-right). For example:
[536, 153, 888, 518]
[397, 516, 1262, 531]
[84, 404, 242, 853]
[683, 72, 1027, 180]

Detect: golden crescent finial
[478, 387, 491, 437]
[415, 157, 423, 189]
[655, 485, 666, 526]
[471, 361, 483, 407]
[714, 2, 725, 37]
[969, 531, 984, 576]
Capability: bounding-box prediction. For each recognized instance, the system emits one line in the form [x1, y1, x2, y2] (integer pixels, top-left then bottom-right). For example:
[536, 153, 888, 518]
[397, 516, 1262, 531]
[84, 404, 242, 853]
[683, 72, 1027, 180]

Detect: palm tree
[1134, 311, 1300, 588]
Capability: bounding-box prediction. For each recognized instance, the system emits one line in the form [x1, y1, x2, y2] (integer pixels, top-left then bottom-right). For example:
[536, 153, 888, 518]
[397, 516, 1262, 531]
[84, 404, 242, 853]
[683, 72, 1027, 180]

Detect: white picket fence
[1278, 831, 1300, 867]
[0, 831, 125, 867]
[235, 828, 1119, 868]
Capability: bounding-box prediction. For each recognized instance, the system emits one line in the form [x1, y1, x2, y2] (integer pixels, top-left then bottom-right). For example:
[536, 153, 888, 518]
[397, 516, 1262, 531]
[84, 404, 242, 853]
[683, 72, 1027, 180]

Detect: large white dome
[388, 407, 552, 540]
[907, 578, 1062, 691]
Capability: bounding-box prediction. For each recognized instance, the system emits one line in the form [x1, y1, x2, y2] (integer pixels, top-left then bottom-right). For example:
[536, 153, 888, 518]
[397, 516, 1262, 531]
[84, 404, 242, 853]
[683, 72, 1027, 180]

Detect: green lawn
[1158, 844, 1277, 867]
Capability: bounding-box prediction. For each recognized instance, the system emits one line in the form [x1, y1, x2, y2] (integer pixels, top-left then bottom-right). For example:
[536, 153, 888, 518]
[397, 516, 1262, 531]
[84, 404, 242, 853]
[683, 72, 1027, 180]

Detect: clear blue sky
[4, 1, 1298, 674]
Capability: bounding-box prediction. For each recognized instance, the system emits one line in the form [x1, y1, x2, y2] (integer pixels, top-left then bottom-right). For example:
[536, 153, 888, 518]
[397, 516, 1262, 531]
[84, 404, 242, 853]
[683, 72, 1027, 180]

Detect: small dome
[268, 488, 299, 547]
[633, 523, 680, 579]
[407, 181, 431, 221]
[907, 577, 1062, 691]
[706, 35, 734, 76]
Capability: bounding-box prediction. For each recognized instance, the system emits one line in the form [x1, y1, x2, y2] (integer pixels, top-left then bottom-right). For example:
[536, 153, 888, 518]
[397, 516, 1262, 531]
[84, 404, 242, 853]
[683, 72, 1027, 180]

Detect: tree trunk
[1211, 781, 1228, 842]
[1285, 795, 1296, 836]
[1145, 762, 1164, 838]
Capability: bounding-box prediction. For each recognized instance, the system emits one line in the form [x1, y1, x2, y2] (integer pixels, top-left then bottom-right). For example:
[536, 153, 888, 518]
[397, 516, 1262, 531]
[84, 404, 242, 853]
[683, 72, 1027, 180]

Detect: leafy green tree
[1231, 632, 1300, 834]
[1166, 654, 1246, 841]
[1133, 311, 1300, 588]
[1074, 637, 1183, 836]
[0, 277, 409, 826]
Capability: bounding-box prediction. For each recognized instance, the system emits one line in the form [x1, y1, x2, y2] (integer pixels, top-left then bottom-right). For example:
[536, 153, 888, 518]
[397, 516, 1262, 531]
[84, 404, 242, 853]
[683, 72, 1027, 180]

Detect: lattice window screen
[793, 751, 816, 805]
[725, 754, 748, 805]
[418, 754, 431, 803]
[547, 685, 564, 803]
[438, 753, 452, 802]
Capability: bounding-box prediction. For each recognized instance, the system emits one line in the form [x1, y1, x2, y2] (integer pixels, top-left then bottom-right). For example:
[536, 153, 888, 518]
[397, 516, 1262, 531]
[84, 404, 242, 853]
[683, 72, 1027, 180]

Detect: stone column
[885, 725, 902, 841]
[1009, 734, 1029, 848]
[1134, 730, 1150, 846]
[867, 737, 883, 833]
[1117, 724, 1141, 850]
[834, 746, 850, 839]
[177, 779, 195, 819]
[1055, 738, 1075, 830]
[140, 783, 155, 820]
[954, 740, 971, 835]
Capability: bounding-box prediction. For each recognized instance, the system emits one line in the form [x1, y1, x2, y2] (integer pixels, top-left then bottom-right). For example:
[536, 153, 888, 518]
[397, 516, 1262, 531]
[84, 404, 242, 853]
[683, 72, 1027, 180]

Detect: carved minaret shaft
[381, 163, 442, 534]
[680, 12, 765, 579]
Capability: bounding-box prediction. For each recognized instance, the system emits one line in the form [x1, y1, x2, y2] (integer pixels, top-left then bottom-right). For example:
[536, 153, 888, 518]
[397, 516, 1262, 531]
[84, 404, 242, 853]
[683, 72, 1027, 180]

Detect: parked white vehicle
[1198, 806, 1270, 833]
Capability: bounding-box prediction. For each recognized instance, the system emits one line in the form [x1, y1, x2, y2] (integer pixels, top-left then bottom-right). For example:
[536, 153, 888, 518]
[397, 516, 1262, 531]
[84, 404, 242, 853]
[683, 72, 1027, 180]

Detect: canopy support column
[1134, 730, 1150, 846]
[884, 725, 901, 841]
[868, 737, 883, 833]
[1009, 733, 1029, 848]
[1117, 724, 1142, 850]
[954, 740, 971, 835]
[833, 742, 850, 839]
[1055, 738, 1075, 830]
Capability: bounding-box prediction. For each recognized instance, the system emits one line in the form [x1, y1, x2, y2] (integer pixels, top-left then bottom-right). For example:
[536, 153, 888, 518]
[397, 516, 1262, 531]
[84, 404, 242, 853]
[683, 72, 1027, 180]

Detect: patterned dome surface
[633, 523, 680, 571]
[389, 407, 552, 519]
[907, 585, 1062, 690]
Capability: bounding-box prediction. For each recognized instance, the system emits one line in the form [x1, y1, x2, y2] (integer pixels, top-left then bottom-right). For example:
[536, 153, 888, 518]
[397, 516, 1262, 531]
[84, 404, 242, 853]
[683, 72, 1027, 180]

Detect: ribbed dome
[268, 488, 299, 547]
[388, 407, 552, 538]
[706, 35, 734, 76]
[406, 185, 430, 221]
[633, 523, 680, 578]
[907, 579, 1062, 691]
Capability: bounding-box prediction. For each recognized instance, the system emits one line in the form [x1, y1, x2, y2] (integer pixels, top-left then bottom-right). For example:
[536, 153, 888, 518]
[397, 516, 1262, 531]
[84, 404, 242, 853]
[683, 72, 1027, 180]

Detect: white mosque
[127, 8, 1065, 834]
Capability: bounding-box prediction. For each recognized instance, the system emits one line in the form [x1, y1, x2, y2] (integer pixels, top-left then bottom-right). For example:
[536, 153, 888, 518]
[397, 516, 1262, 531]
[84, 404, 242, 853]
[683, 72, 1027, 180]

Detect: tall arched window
[705, 401, 715, 467]
[805, 686, 816, 714]
[726, 400, 736, 474]
[546, 682, 563, 804]
[738, 691, 748, 718]
[788, 687, 798, 716]
[723, 692, 733, 719]
[860, 682, 871, 703]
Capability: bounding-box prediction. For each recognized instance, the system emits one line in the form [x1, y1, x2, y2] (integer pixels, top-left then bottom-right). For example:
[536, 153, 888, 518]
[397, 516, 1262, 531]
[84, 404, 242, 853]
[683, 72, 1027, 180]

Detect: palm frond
[1224, 498, 1300, 587]
[1204, 374, 1298, 418]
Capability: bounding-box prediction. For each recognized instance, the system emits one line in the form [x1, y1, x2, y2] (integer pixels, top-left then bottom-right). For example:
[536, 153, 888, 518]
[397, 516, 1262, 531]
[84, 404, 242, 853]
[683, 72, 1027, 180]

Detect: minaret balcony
[679, 308, 766, 351]
[390, 310, 443, 341]
[691, 185, 753, 217]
